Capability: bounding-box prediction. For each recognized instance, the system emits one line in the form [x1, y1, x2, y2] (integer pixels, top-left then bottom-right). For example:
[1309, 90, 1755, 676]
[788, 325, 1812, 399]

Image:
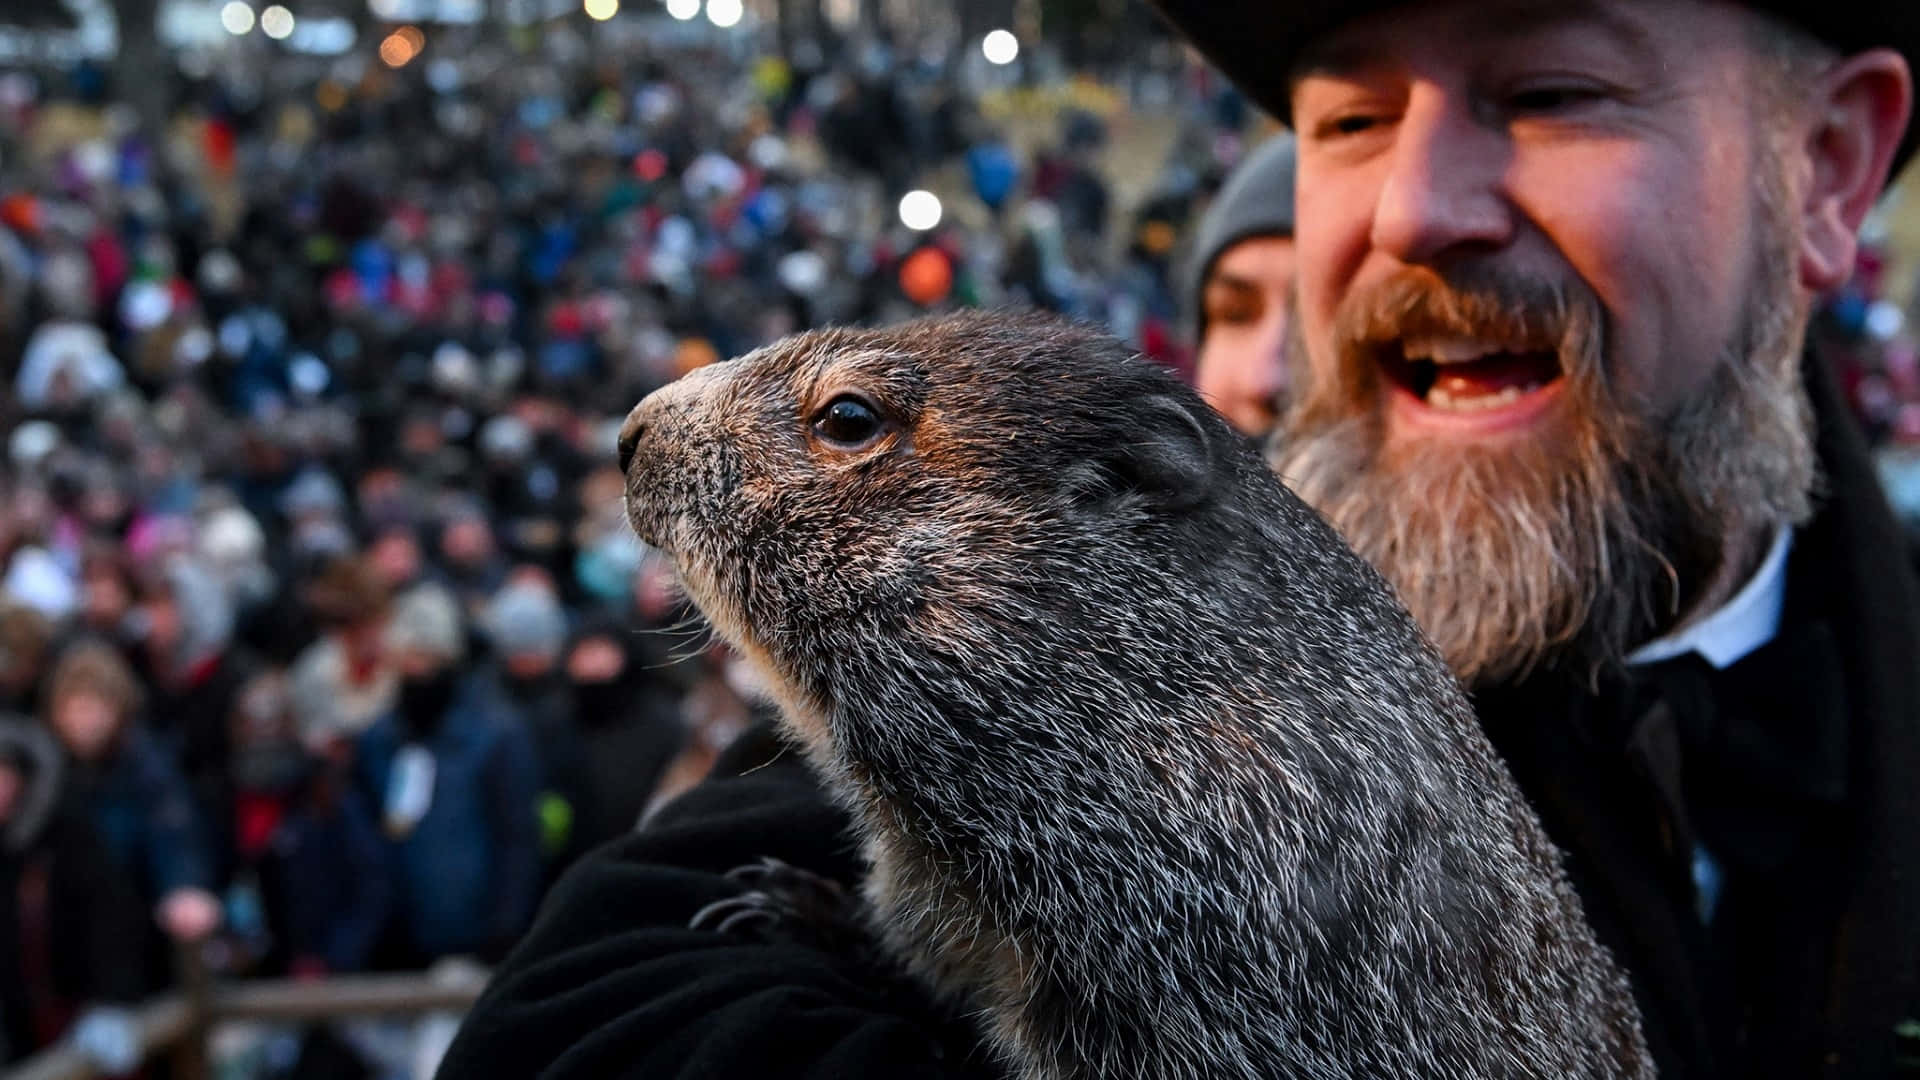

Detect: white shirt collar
[1625, 526, 1794, 671]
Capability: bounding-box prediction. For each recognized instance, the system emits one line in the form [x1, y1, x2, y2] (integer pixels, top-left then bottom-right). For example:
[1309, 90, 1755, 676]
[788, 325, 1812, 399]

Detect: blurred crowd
[1819, 229, 1920, 547]
[0, 12, 1271, 1074]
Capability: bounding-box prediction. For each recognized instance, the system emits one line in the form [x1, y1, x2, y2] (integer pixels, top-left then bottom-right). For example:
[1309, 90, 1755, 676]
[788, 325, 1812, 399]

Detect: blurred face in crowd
[1277, 0, 1911, 684]
[504, 653, 551, 680]
[368, 529, 424, 590]
[52, 691, 120, 761]
[566, 637, 624, 683]
[140, 591, 182, 660]
[341, 616, 390, 675]
[358, 467, 412, 526]
[632, 553, 682, 624]
[81, 564, 132, 633]
[80, 480, 128, 531]
[1195, 234, 1297, 437]
[392, 646, 445, 682]
[400, 416, 444, 461]
[442, 518, 495, 570]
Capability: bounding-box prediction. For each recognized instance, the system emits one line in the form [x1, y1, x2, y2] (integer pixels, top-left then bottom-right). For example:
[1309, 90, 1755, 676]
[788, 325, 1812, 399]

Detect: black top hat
[1146, 1, 1920, 186]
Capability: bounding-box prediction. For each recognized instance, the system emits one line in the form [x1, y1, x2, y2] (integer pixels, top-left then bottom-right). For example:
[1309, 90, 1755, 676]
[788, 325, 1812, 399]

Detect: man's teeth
[1403, 336, 1510, 364]
[1425, 382, 1544, 412]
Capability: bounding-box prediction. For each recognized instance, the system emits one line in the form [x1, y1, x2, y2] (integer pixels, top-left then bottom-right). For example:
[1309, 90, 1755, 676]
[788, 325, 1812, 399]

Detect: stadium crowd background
[0, 1, 1917, 1075]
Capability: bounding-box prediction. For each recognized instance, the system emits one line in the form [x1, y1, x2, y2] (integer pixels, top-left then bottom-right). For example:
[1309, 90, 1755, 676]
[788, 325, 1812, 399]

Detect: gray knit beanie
[1186, 133, 1298, 341]
[483, 580, 569, 663]
[384, 582, 466, 664]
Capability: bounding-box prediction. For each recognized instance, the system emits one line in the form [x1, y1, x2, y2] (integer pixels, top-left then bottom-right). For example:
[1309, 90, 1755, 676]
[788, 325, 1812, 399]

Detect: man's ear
[1080, 394, 1222, 513]
[1799, 48, 1914, 293]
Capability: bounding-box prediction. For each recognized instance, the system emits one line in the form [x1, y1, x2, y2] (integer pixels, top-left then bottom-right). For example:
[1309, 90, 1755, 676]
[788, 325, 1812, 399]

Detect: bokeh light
[665, 0, 699, 18]
[584, 0, 619, 19]
[898, 189, 942, 231]
[219, 1, 255, 35]
[706, 0, 743, 28]
[379, 26, 424, 67]
[982, 29, 1019, 65]
[260, 5, 295, 39]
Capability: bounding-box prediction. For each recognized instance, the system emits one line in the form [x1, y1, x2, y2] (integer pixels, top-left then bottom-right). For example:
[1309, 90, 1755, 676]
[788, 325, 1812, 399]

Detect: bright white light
[982, 29, 1018, 65]
[706, 0, 742, 28]
[219, 1, 255, 35]
[260, 5, 295, 39]
[898, 189, 942, 231]
[584, 0, 618, 18]
[665, 0, 699, 18]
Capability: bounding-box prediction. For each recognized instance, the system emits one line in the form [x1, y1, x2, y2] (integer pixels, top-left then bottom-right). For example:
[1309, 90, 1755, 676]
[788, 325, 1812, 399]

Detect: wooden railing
[2, 946, 489, 1080]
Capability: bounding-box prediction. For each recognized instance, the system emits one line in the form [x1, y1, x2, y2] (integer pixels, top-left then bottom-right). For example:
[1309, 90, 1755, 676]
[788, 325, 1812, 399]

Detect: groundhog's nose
[617, 408, 644, 474]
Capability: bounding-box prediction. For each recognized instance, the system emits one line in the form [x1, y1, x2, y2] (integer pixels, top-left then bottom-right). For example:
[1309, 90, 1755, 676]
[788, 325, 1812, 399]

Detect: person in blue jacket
[355, 583, 540, 966]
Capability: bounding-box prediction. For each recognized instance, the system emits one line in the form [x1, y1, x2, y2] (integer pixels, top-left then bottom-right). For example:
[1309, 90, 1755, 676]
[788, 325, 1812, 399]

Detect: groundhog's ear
[1082, 393, 1220, 512]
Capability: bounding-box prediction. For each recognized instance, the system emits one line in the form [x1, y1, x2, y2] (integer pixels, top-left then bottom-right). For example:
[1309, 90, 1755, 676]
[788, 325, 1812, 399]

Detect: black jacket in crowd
[437, 349, 1920, 1080]
[0, 780, 148, 1064]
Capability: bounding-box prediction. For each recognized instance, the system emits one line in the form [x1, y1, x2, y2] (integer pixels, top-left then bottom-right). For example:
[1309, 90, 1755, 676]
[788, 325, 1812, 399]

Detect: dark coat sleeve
[480, 715, 544, 956]
[129, 732, 213, 896]
[324, 790, 392, 974]
[56, 809, 150, 1004]
[435, 721, 1007, 1080]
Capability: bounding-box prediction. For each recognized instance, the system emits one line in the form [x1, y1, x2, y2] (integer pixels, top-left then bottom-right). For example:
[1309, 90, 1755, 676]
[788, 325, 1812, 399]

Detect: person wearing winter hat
[354, 581, 540, 966]
[1185, 132, 1298, 439]
[559, 613, 690, 851]
[131, 558, 262, 888]
[288, 556, 397, 749]
[41, 639, 221, 984]
[483, 579, 593, 880]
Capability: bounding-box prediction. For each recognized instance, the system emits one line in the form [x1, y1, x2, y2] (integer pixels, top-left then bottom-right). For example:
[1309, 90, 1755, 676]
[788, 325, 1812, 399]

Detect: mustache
[1327, 265, 1606, 381]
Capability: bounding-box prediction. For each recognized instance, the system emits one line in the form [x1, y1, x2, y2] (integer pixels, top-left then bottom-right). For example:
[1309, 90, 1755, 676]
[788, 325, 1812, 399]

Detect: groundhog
[618, 308, 1654, 1080]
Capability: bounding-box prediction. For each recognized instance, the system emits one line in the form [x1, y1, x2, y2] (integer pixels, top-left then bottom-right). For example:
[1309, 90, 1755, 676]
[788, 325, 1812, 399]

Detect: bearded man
[437, 4, 1920, 1079]
[1143, 3, 1919, 1076]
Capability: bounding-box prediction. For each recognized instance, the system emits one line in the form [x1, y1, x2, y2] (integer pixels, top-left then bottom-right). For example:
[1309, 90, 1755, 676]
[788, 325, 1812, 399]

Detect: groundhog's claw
[689, 892, 786, 936]
[690, 857, 871, 955]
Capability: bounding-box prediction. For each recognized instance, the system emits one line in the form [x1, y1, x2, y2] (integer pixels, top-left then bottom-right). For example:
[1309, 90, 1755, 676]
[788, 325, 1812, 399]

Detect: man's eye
[1323, 113, 1381, 138]
[1505, 85, 1606, 114]
[1206, 293, 1263, 327]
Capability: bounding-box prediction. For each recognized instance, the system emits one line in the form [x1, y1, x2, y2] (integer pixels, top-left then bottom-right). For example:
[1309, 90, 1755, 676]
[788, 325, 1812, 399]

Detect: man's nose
[1369, 88, 1516, 265]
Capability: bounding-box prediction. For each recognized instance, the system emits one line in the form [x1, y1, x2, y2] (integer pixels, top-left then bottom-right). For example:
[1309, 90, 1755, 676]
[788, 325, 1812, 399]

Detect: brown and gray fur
[619, 308, 1653, 1080]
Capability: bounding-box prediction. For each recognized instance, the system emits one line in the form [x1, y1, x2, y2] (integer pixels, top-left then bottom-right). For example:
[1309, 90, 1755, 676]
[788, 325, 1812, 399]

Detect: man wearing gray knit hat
[1186, 133, 1298, 438]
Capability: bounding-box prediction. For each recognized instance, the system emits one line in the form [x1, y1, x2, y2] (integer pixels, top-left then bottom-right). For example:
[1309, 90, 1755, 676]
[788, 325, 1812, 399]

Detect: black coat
[437, 350, 1920, 1080]
[0, 793, 150, 1064]
[1473, 348, 1920, 1078]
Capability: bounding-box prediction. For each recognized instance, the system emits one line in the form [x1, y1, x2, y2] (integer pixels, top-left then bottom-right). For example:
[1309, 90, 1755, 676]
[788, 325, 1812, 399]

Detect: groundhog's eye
[812, 395, 886, 449]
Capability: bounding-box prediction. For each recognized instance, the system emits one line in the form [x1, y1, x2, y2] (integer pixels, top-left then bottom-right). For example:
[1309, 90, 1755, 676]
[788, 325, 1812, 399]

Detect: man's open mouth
[1378, 335, 1564, 414]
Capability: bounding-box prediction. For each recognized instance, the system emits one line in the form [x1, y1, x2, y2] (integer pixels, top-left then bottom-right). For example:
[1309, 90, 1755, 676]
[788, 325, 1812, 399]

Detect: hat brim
[1146, 0, 1920, 186]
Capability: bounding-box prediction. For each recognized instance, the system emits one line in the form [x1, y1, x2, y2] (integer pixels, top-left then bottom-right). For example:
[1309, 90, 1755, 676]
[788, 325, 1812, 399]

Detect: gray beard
[1268, 219, 1817, 690]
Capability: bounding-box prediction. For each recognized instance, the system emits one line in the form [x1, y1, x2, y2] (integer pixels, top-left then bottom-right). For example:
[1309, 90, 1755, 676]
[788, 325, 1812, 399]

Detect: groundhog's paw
[689, 857, 870, 953]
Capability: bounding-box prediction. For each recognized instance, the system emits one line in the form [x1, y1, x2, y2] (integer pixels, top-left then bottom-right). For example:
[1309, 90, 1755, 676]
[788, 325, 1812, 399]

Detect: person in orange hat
[438, 6, 1920, 1079]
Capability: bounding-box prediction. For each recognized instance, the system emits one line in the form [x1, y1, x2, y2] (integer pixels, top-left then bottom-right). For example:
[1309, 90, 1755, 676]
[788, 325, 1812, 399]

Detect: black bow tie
[1600, 621, 1850, 884]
